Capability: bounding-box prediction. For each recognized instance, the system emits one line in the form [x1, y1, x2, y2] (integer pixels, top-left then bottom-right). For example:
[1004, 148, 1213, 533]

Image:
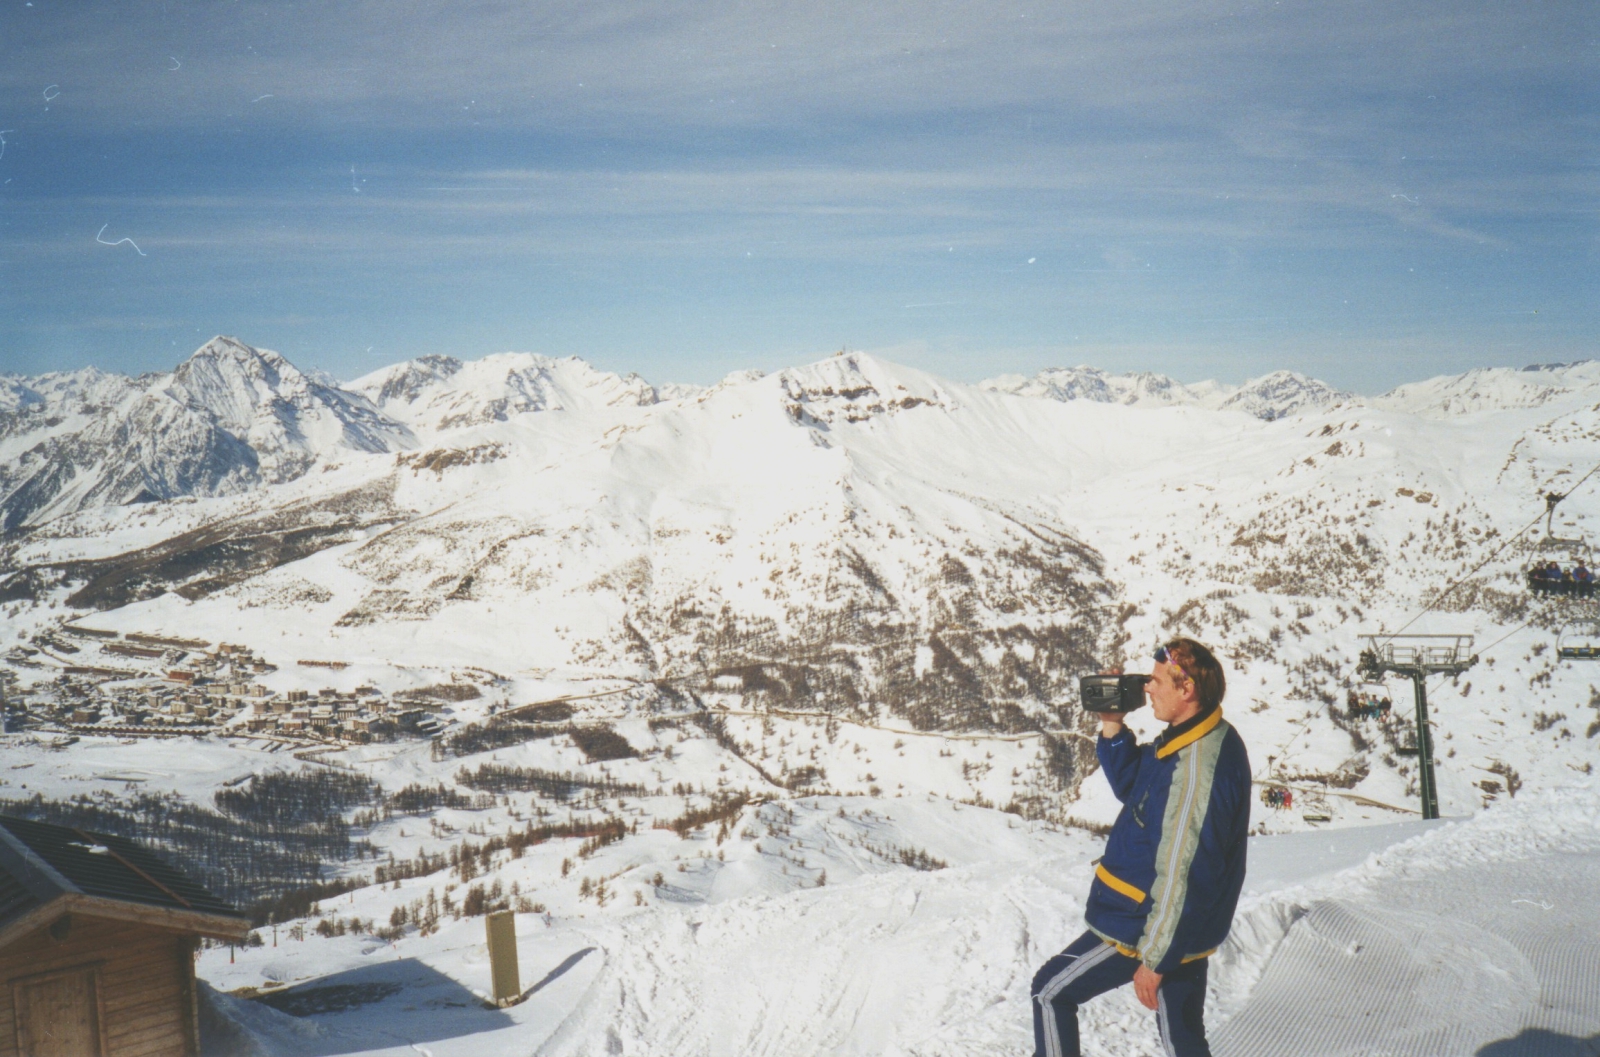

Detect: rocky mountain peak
[0, 377, 44, 414]
[0, 338, 412, 533]
[168, 336, 307, 428]
[979, 366, 1193, 408]
[368, 355, 465, 407]
[982, 365, 1351, 420]
[350, 351, 658, 434]
[1216, 370, 1351, 420]
[776, 352, 956, 425]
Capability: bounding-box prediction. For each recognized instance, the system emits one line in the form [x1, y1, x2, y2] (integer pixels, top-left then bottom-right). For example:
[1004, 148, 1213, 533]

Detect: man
[1032, 638, 1251, 1057]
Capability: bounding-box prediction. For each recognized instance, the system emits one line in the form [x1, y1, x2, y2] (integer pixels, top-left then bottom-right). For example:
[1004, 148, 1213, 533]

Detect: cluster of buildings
[240, 686, 413, 740]
[128, 680, 267, 725]
[2, 624, 443, 743]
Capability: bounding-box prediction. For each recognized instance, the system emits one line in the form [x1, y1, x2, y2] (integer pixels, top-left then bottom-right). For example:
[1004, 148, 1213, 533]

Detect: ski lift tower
[1357, 634, 1477, 820]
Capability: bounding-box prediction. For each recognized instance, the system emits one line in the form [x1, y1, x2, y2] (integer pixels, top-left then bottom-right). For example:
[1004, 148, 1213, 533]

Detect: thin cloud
[3, 0, 1591, 139]
[0, 0, 1591, 388]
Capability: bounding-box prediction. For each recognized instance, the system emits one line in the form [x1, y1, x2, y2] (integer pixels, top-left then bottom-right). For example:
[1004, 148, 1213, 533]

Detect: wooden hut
[0, 815, 249, 1056]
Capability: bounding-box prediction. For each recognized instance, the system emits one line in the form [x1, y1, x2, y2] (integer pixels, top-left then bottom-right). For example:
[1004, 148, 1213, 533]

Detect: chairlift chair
[1345, 679, 1394, 721]
[1557, 621, 1600, 661]
[1298, 787, 1333, 823]
[1527, 492, 1596, 597]
[1527, 552, 1597, 597]
[1260, 785, 1294, 810]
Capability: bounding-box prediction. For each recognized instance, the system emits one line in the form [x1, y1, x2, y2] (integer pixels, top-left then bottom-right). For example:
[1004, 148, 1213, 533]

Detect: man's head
[1145, 637, 1226, 725]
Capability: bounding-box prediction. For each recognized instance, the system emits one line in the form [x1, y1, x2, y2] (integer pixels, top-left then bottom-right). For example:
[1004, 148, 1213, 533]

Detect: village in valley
[4, 622, 443, 743]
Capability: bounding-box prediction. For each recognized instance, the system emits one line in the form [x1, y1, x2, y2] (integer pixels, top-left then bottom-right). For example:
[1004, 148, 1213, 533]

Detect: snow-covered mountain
[9, 341, 1600, 807]
[0, 366, 137, 417]
[0, 337, 414, 532]
[1213, 370, 1352, 420]
[163, 337, 409, 465]
[979, 365, 1207, 408]
[980, 365, 1350, 420]
[1372, 360, 1600, 418]
[983, 359, 1600, 421]
[18, 344, 1596, 543]
[81, 352, 1110, 749]
[351, 352, 659, 435]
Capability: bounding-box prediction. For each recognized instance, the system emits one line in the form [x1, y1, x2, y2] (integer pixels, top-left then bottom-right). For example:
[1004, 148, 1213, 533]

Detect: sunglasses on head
[1154, 644, 1190, 682]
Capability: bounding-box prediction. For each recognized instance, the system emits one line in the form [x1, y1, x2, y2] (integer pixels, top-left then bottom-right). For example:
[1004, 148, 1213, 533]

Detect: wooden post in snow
[486, 910, 521, 1006]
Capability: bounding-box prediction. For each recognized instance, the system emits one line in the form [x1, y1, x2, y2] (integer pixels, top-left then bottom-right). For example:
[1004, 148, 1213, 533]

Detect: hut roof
[0, 814, 250, 944]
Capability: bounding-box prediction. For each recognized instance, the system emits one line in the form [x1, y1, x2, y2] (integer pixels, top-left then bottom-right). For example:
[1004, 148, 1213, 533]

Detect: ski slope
[197, 783, 1600, 1057]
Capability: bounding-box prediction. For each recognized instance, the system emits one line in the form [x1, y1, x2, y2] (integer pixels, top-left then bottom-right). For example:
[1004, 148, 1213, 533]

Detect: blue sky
[0, 0, 1594, 390]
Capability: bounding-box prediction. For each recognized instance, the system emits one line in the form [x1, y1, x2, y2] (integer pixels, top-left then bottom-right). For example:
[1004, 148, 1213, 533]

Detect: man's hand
[1099, 715, 1125, 738]
[1133, 964, 1163, 1010]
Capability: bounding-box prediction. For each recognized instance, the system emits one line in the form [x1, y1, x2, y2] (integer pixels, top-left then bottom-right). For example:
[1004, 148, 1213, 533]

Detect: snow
[6, 341, 1600, 1054]
[13, 348, 1600, 809]
[1212, 783, 1600, 1056]
[350, 352, 657, 435]
[7, 727, 1592, 1056]
[977, 365, 1353, 420]
[181, 783, 1600, 1056]
[8, 344, 1600, 818]
[981, 359, 1600, 422]
[1374, 361, 1600, 419]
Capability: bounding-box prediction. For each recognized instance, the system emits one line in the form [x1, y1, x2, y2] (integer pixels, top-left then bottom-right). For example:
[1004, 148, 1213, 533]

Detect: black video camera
[1079, 674, 1150, 714]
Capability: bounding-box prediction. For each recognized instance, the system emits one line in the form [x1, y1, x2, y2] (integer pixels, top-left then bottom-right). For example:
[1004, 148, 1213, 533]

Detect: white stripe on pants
[1036, 942, 1122, 1057]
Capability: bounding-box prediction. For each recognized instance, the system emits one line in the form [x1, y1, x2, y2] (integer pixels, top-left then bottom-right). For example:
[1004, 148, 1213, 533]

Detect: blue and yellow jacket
[1084, 704, 1251, 974]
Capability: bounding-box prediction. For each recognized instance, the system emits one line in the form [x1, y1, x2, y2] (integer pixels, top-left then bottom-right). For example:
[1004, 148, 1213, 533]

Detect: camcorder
[1078, 673, 1150, 714]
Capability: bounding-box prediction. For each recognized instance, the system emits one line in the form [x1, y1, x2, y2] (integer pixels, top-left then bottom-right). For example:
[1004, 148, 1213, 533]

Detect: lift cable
[1474, 616, 1538, 659]
[1375, 507, 1548, 648]
[1376, 457, 1600, 649]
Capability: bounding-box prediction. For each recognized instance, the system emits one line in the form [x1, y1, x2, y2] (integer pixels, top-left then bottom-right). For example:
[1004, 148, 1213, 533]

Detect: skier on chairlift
[1530, 561, 1553, 593]
[1543, 563, 1562, 593]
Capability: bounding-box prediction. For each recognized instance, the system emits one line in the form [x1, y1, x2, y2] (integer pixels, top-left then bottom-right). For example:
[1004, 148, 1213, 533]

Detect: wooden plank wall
[0, 916, 195, 1057]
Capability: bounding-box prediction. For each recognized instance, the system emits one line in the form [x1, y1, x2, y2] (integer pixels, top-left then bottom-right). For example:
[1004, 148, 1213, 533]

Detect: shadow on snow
[229, 956, 517, 1055]
[1478, 1028, 1600, 1057]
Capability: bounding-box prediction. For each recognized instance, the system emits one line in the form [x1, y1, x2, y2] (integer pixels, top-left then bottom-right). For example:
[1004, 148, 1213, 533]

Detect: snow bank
[195, 785, 1600, 1056]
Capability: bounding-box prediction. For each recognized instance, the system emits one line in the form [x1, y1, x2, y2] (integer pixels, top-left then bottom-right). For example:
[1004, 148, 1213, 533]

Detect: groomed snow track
[1215, 852, 1600, 1057]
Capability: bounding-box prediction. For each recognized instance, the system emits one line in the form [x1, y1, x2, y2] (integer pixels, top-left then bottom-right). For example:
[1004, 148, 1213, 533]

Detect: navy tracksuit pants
[1032, 931, 1211, 1057]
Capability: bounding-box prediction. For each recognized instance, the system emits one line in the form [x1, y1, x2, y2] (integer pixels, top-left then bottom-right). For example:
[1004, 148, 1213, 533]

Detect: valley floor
[197, 783, 1600, 1057]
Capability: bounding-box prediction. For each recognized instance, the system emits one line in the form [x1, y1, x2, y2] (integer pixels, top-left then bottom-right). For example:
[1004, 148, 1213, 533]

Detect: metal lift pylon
[1358, 634, 1477, 820]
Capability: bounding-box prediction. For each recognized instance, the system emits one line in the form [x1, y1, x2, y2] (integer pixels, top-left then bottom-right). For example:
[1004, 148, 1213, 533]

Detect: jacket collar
[1154, 702, 1222, 759]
